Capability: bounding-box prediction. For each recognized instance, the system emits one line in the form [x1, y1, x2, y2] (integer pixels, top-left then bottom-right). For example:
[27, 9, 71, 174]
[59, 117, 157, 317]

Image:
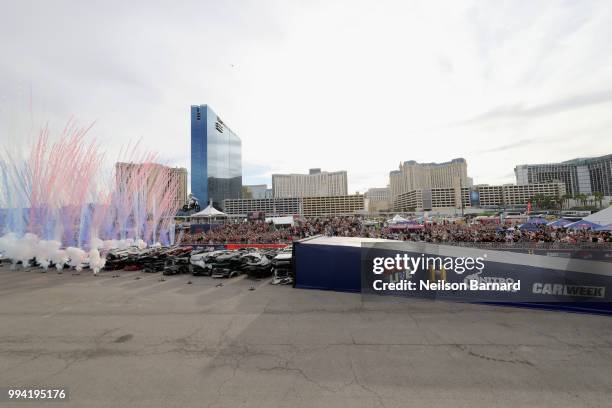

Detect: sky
[1, 0, 612, 193]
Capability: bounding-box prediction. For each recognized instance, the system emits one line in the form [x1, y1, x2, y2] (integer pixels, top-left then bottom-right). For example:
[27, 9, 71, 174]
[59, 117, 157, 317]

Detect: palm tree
[593, 192, 604, 209]
[531, 194, 543, 210]
[554, 196, 564, 212]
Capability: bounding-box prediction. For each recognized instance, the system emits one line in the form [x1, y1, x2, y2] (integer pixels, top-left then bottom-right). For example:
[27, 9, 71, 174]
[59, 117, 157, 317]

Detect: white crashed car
[190, 250, 228, 276]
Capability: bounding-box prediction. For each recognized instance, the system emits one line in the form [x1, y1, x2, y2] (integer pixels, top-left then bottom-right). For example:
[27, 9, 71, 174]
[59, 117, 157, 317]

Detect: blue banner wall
[294, 237, 612, 314]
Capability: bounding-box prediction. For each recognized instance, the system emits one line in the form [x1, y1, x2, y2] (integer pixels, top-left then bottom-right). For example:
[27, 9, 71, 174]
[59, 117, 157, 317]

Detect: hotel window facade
[191, 105, 242, 209]
[389, 158, 470, 208]
[514, 154, 612, 196]
[272, 169, 348, 198]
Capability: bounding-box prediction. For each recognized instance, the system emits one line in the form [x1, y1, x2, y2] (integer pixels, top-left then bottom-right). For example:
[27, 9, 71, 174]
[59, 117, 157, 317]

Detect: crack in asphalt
[456, 344, 535, 366]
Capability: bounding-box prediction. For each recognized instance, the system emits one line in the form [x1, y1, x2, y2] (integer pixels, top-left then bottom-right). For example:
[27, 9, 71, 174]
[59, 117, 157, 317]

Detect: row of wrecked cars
[0, 233, 294, 285]
[105, 246, 294, 285]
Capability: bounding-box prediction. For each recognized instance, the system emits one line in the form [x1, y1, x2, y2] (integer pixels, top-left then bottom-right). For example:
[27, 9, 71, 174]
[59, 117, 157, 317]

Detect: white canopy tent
[190, 203, 228, 222]
[388, 214, 409, 224]
[265, 216, 294, 226]
[583, 206, 612, 226]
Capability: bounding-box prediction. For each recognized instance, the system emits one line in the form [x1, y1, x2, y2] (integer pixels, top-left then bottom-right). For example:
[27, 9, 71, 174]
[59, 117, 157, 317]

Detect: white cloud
[1, 0, 611, 193]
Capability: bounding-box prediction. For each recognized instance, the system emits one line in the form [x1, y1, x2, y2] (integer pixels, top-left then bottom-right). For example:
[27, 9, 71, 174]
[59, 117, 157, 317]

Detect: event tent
[389, 222, 424, 231]
[388, 224, 408, 230]
[265, 216, 294, 226]
[565, 220, 601, 230]
[526, 217, 548, 224]
[547, 218, 571, 228]
[388, 214, 409, 224]
[191, 203, 227, 221]
[405, 223, 424, 230]
[583, 206, 612, 226]
[594, 224, 612, 232]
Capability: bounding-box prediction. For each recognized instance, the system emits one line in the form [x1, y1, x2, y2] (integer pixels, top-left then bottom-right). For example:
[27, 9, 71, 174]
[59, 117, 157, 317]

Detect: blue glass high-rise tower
[191, 105, 242, 209]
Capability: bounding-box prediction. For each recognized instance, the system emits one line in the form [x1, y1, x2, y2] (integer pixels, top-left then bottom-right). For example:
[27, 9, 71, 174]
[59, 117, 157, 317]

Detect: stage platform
[293, 236, 394, 292]
[293, 236, 612, 315]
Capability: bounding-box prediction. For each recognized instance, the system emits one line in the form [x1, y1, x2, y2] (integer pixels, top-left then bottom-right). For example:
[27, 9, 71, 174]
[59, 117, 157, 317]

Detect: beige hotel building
[272, 168, 348, 198]
[389, 158, 471, 207]
[115, 162, 188, 210]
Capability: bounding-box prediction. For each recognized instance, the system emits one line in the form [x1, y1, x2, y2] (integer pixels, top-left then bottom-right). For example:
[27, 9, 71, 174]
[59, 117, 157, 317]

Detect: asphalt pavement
[0, 264, 611, 408]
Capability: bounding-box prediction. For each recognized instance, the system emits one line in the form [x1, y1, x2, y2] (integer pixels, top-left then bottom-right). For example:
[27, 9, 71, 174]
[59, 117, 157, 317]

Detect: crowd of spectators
[388, 222, 610, 245]
[177, 216, 611, 246]
[178, 221, 293, 244]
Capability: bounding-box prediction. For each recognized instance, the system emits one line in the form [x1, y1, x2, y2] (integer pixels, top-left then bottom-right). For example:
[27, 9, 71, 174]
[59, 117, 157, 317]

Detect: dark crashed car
[210, 251, 243, 278]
